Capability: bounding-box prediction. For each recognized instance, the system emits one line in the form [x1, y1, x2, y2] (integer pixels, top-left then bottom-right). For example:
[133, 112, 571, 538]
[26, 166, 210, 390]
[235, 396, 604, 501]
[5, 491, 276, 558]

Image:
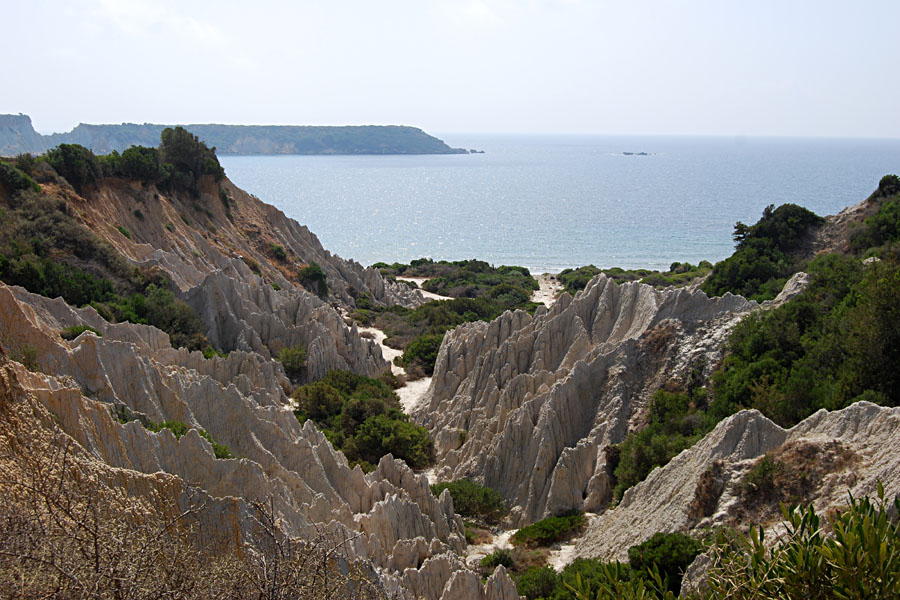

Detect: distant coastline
[0, 113, 472, 156]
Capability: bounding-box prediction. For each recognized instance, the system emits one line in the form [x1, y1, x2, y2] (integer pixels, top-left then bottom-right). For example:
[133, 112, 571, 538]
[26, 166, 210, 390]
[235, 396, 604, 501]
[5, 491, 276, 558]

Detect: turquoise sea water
[220, 135, 900, 273]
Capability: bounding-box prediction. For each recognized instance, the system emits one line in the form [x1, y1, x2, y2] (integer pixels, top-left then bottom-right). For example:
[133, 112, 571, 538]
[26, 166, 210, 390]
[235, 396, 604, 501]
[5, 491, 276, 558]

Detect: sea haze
[220, 135, 900, 273]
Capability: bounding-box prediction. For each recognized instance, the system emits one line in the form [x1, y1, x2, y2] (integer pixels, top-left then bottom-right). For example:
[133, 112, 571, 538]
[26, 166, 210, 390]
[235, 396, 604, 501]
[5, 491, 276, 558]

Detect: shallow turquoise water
[220, 135, 900, 273]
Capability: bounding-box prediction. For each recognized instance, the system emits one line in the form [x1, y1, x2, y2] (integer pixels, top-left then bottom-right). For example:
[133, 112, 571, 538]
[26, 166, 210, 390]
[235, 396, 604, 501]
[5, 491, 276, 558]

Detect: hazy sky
[4, 0, 899, 137]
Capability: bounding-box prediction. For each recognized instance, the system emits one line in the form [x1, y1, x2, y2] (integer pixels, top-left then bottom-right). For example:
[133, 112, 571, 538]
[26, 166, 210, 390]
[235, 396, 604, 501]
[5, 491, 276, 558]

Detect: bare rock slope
[413, 275, 754, 525]
[0, 281, 519, 599]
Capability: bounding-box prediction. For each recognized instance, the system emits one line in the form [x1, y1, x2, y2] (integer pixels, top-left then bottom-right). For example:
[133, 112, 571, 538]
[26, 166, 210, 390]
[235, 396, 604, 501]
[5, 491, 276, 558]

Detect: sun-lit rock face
[414, 274, 755, 525]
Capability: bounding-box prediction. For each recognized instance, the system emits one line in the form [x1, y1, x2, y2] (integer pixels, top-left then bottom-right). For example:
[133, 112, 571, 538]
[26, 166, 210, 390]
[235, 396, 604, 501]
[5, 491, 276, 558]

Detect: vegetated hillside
[0, 135, 525, 599]
[0, 113, 468, 155]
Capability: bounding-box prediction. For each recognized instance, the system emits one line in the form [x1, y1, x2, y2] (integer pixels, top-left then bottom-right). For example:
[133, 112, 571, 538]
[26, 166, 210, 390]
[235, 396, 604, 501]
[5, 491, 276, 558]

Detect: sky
[3, 0, 899, 138]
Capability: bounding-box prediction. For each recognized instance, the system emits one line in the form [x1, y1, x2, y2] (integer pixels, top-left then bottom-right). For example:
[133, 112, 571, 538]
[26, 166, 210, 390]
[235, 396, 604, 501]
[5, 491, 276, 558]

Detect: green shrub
[701, 203, 824, 301]
[611, 389, 712, 502]
[627, 532, 701, 594]
[270, 244, 287, 262]
[481, 548, 514, 571]
[397, 333, 444, 376]
[0, 161, 40, 195]
[430, 479, 507, 524]
[117, 226, 131, 239]
[512, 512, 586, 547]
[346, 413, 435, 469]
[277, 343, 307, 378]
[60, 325, 101, 340]
[45, 144, 100, 193]
[292, 369, 435, 470]
[516, 566, 559, 599]
[876, 173, 900, 197]
[299, 262, 328, 297]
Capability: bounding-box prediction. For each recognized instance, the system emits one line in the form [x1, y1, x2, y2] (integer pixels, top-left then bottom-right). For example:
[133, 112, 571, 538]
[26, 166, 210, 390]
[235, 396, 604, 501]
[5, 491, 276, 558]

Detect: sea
[219, 135, 900, 274]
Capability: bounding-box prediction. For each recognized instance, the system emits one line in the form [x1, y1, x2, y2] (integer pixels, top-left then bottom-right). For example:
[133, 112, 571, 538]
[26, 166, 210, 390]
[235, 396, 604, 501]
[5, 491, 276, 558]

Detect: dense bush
[277, 343, 307, 379]
[850, 191, 900, 253]
[292, 370, 434, 470]
[558, 262, 712, 294]
[397, 333, 444, 376]
[515, 566, 559, 600]
[512, 512, 586, 547]
[701, 203, 823, 301]
[60, 325, 101, 340]
[45, 143, 101, 193]
[299, 261, 328, 297]
[611, 388, 716, 502]
[627, 532, 702, 594]
[430, 479, 508, 525]
[481, 548, 514, 570]
[0, 161, 40, 195]
[712, 253, 900, 426]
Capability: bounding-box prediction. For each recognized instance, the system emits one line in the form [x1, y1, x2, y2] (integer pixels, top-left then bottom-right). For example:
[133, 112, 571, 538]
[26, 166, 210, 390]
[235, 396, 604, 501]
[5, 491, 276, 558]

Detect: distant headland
[0, 113, 474, 156]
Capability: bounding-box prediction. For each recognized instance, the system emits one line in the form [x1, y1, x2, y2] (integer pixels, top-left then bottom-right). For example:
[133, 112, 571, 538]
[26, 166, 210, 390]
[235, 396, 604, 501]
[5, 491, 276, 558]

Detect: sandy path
[466, 529, 516, 566]
[359, 326, 431, 414]
[396, 276, 454, 301]
[546, 513, 597, 571]
[532, 273, 564, 307]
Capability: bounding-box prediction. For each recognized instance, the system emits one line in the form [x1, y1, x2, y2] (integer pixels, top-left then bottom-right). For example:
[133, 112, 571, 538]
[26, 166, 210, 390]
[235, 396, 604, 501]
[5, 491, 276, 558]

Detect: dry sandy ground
[532, 273, 564, 307]
[359, 326, 431, 414]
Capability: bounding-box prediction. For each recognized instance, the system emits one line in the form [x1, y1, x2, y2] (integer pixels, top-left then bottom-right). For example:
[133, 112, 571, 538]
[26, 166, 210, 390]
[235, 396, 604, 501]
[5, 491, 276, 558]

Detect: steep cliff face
[0, 282, 519, 599]
[413, 274, 754, 525]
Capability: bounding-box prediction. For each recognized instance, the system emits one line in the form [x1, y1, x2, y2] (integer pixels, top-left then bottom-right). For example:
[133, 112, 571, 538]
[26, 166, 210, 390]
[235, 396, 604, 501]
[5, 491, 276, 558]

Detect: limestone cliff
[413, 274, 754, 525]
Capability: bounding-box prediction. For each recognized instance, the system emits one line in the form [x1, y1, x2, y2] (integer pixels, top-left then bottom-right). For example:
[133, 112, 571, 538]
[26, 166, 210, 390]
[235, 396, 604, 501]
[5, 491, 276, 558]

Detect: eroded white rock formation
[413, 274, 755, 525]
[0, 282, 519, 599]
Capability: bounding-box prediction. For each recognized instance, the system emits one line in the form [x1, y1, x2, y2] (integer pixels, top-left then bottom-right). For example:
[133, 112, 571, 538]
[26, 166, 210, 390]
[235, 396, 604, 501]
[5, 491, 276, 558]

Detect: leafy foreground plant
[562, 485, 900, 600]
[705, 483, 900, 600]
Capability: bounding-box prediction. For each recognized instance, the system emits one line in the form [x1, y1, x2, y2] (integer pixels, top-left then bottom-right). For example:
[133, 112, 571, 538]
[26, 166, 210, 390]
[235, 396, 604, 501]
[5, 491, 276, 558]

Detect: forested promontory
[0, 113, 468, 156]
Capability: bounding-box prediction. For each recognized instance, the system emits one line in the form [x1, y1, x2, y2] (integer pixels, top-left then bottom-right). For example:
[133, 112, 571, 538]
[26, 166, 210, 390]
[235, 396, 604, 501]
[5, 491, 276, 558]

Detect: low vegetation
[511, 511, 586, 548]
[494, 530, 702, 599]
[277, 342, 307, 379]
[609, 387, 718, 502]
[353, 262, 540, 375]
[292, 369, 434, 471]
[429, 478, 508, 525]
[373, 258, 539, 297]
[298, 261, 328, 297]
[60, 324, 102, 340]
[557, 261, 713, 294]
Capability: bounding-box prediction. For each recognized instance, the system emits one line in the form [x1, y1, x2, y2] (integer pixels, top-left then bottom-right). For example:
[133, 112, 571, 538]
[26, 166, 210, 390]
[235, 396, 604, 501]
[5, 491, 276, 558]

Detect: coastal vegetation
[291, 369, 434, 471]
[700, 203, 823, 301]
[356, 259, 540, 374]
[557, 261, 713, 294]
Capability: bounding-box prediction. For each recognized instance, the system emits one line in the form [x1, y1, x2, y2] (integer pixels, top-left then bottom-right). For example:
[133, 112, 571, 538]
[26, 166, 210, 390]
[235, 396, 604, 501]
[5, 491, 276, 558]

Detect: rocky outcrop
[573, 402, 900, 562]
[0, 282, 518, 599]
[414, 275, 755, 525]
